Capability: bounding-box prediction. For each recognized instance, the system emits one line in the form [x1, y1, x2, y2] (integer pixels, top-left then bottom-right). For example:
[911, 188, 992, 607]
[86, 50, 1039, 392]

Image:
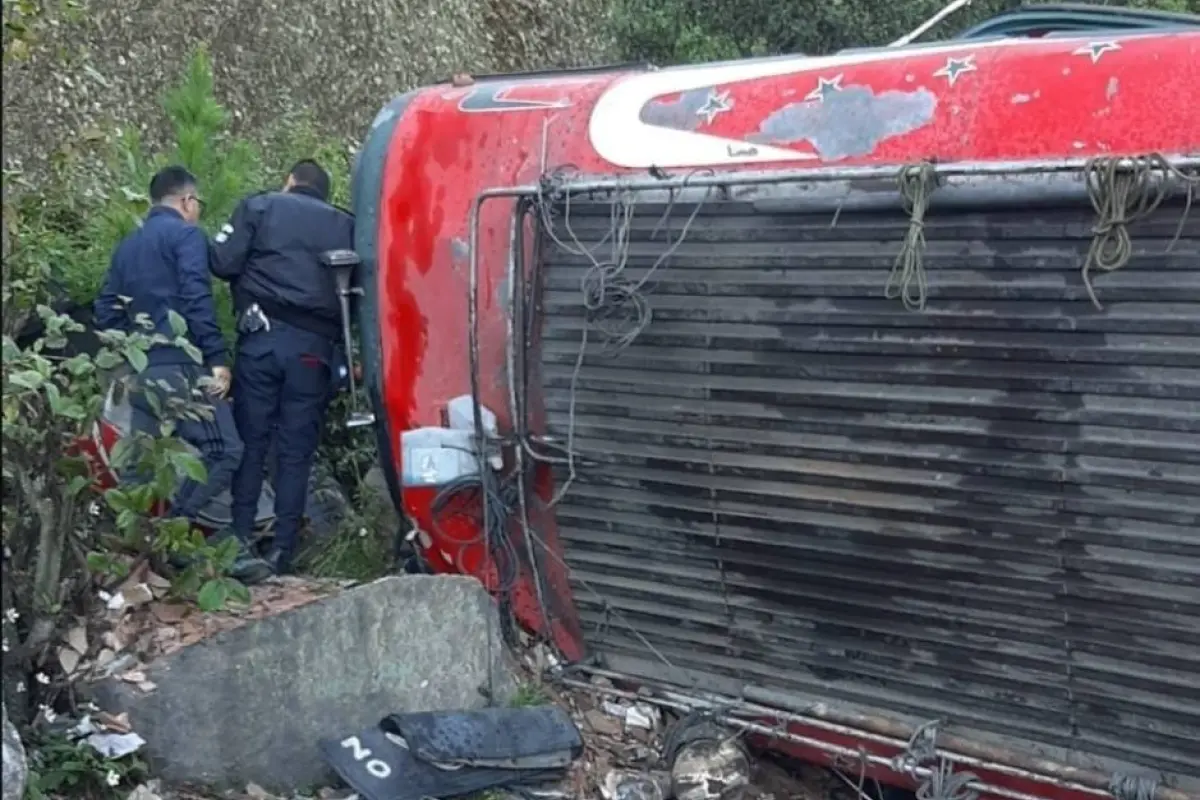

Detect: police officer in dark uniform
[210, 160, 354, 574]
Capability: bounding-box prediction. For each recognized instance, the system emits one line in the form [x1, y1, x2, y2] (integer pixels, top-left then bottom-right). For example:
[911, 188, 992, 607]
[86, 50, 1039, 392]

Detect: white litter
[85, 731, 146, 759]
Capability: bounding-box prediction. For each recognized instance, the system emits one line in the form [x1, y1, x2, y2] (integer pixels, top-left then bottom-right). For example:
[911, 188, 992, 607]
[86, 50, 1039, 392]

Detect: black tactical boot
[264, 547, 293, 577]
[209, 529, 273, 585]
[230, 548, 274, 585]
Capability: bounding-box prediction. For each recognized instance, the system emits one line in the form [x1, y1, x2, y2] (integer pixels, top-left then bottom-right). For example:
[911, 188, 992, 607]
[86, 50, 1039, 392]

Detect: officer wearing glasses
[94, 165, 272, 584]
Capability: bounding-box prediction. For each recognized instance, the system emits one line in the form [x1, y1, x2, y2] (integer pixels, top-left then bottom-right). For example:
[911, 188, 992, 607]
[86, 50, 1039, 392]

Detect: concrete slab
[88, 575, 516, 792]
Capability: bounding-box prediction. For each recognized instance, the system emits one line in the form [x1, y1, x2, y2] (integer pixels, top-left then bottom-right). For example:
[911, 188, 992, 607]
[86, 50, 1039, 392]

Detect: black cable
[429, 469, 522, 595]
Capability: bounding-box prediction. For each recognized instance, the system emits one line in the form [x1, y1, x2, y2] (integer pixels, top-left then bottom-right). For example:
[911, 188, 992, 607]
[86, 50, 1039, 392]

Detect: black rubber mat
[319, 708, 581, 800]
[386, 706, 581, 769]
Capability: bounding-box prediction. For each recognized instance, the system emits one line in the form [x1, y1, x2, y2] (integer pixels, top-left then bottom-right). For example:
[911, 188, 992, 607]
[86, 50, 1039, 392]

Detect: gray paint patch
[640, 88, 712, 132]
[1106, 77, 1119, 101]
[496, 275, 511, 319]
[750, 86, 937, 161]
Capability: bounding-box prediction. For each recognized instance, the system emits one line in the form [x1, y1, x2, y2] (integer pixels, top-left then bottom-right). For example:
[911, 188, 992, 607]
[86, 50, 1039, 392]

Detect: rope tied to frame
[887, 719, 980, 800]
[885, 160, 939, 312]
[1108, 773, 1160, 800]
[890, 718, 942, 774]
[1081, 153, 1199, 310]
[917, 759, 981, 800]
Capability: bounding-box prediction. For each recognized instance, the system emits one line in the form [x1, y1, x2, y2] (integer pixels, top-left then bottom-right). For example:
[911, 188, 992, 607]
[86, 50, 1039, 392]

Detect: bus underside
[516, 166, 1200, 795]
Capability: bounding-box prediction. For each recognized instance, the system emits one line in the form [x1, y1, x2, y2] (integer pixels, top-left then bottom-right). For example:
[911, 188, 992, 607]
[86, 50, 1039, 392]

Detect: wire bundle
[429, 469, 522, 595]
[532, 174, 716, 506]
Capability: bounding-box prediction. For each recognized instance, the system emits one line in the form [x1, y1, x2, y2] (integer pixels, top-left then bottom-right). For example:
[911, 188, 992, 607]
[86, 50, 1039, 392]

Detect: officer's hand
[209, 366, 232, 398]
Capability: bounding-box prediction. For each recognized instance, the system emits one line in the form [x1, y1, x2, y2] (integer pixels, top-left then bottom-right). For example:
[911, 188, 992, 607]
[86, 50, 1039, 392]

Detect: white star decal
[805, 74, 844, 102]
[1073, 41, 1121, 64]
[695, 89, 733, 124]
[933, 55, 977, 87]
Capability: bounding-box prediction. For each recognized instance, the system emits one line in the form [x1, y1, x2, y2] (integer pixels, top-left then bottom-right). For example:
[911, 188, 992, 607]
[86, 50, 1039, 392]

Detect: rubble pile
[548, 677, 846, 800]
[512, 644, 848, 800]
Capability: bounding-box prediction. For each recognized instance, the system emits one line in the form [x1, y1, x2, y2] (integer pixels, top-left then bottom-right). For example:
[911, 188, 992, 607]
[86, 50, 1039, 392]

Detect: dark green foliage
[610, 0, 1198, 64]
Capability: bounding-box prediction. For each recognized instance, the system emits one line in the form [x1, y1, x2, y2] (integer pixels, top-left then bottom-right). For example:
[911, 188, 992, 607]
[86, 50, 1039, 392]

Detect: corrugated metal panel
[537, 193, 1200, 781]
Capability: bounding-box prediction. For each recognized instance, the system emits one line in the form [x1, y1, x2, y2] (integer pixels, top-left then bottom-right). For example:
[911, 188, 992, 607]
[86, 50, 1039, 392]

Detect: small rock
[145, 571, 171, 592]
[583, 709, 623, 738]
[58, 646, 82, 676]
[245, 782, 272, 798]
[150, 603, 188, 624]
[123, 584, 154, 609]
[126, 782, 162, 800]
[66, 626, 89, 655]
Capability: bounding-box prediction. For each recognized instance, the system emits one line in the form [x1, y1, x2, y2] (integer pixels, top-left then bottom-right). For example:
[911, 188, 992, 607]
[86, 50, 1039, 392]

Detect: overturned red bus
[349, 6, 1200, 800]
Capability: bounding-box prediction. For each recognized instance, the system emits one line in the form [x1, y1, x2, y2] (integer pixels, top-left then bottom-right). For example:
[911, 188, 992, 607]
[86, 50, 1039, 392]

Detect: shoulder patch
[214, 223, 234, 244]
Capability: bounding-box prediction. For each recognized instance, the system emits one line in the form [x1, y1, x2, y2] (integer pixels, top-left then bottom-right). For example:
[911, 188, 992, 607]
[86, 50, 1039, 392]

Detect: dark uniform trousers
[127, 364, 244, 522]
[231, 319, 334, 558]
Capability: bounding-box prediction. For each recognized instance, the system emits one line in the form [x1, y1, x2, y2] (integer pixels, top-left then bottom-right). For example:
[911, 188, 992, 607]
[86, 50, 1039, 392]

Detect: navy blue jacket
[94, 206, 227, 368]
[210, 186, 354, 341]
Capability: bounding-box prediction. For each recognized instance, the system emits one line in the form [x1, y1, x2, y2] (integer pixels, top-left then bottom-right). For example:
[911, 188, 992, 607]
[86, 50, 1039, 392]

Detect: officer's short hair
[149, 166, 198, 204]
[288, 159, 331, 202]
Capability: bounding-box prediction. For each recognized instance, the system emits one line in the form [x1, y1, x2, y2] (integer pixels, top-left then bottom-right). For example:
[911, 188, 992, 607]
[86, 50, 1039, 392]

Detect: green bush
[1, 45, 372, 726]
[608, 0, 1197, 64]
[23, 730, 147, 800]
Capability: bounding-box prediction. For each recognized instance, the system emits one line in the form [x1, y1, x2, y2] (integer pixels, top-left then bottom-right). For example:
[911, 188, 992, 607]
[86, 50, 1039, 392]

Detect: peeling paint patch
[639, 88, 712, 131]
[751, 86, 936, 161]
[1011, 93, 1033, 104]
[1106, 77, 1120, 101]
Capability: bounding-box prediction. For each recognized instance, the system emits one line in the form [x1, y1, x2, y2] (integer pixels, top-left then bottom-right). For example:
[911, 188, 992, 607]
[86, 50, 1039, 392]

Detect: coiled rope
[885, 160, 939, 312]
[1081, 153, 1198, 310]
